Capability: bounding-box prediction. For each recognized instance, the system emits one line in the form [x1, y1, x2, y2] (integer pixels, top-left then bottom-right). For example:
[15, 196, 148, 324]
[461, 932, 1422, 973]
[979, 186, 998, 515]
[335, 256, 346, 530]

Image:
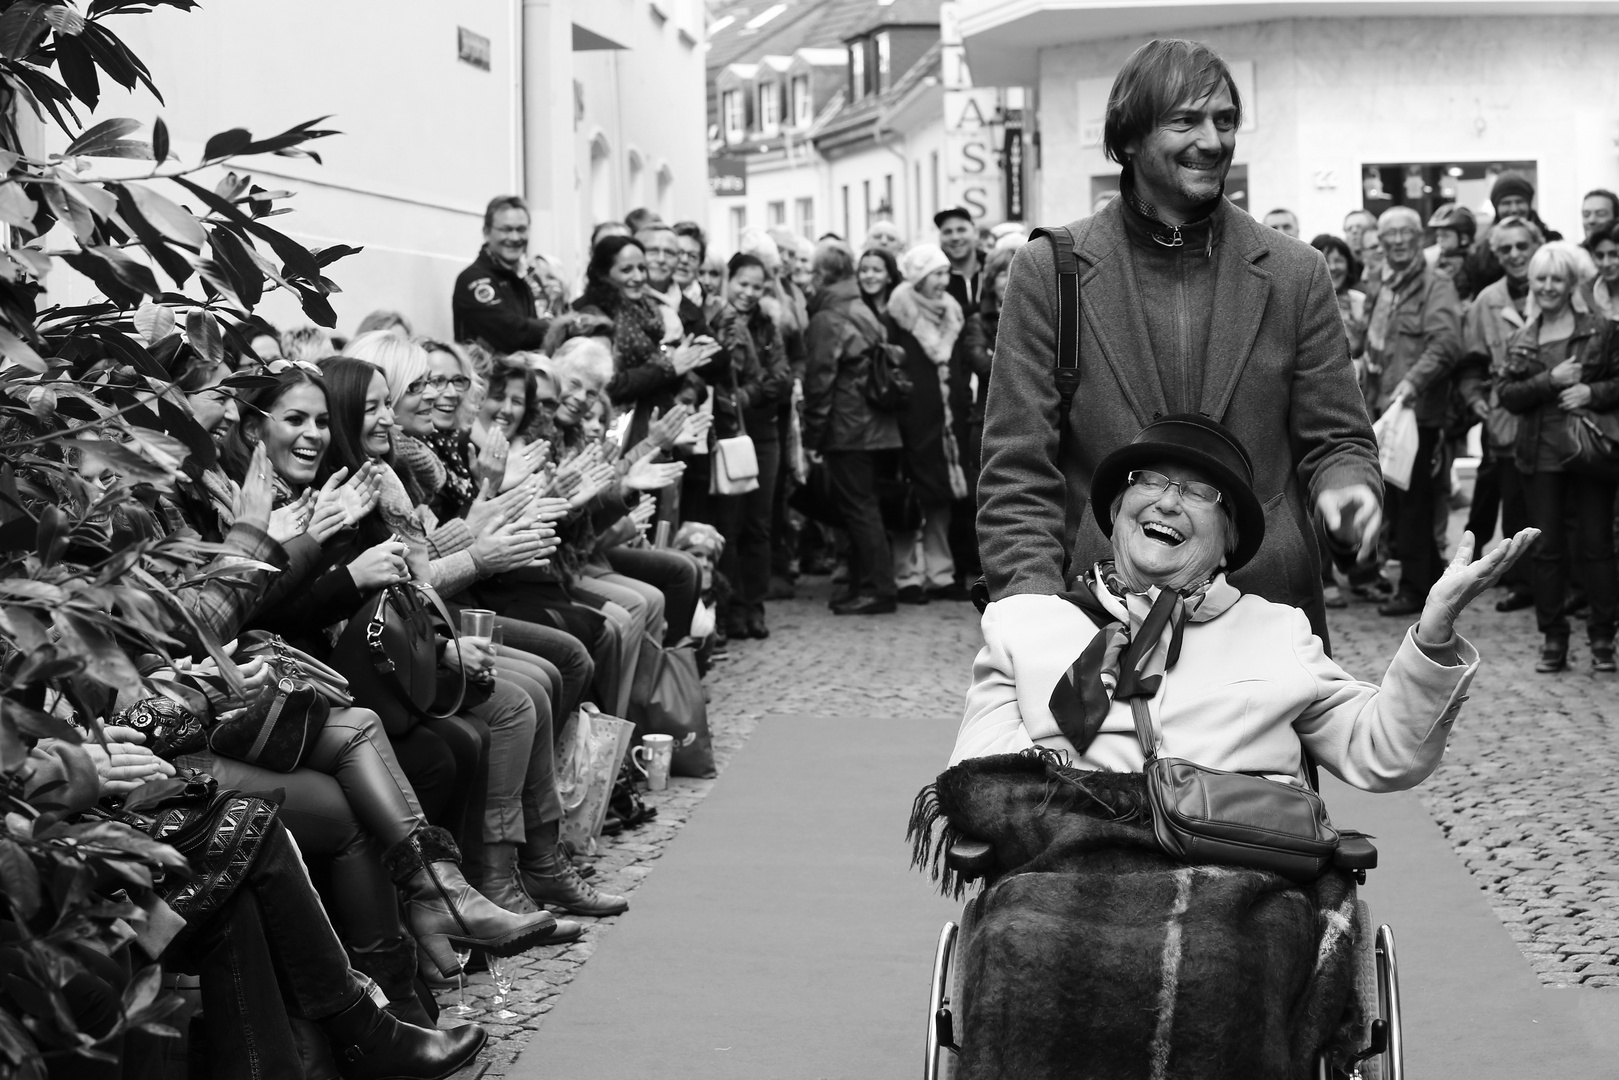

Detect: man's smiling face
[1126, 81, 1236, 215]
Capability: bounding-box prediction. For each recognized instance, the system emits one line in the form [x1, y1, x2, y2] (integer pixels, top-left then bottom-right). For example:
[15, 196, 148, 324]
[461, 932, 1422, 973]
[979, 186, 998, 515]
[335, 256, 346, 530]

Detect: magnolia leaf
[3, 699, 81, 743]
[0, 836, 41, 919]
[43, 5, 84, 35]
[54, 175, 118, 219]
[212, 170, 248, 202]
[133, 302, 176, 346]
[11, 247, 50, 278]
[70, 824, 186, 870]
[0, 181, 36, 229]
[34, 502, 64, 564]
[42, 182, 95, 243]
[201, 128, 250, 161]
[0, 605, 51, 650]
[184, 309, 222, 366]
[62, 119, 140, 159]
[151, 117, 169, 163]
[59, 613, 143, 694]
[126, 183, 205, 250]
[116, 776, 187, 814]
[0, 2, 52, 60]
[0, 1000, 40, 1068]
[56, 34, 100, 110]
[124, 425, 189, 473]
[0, 326, 47, 373]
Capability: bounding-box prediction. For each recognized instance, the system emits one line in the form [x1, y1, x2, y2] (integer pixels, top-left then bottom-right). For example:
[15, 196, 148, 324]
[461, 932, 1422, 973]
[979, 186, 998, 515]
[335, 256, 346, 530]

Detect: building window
[767, 200, 786, 227]
[589, 134, 613, 227]
[841, 185, 850, 241]
[930, 151, 940, 216]
[759, 81, 779, 134]
[862, 179, 872, 232]
[913, 161, 922, 235]
[849, 43, 866, 101]
[876, 33, 891, 93]
[795, 196, 813, 237]
[722, 90, 744, 144]
[881, 173, 893, 219]
[791, 75, 811, 126]
[729, 205, 747, 250]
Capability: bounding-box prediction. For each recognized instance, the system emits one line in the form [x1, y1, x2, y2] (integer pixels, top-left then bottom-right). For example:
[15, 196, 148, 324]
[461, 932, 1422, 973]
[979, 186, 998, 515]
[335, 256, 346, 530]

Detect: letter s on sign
[962, 141, 988, 175]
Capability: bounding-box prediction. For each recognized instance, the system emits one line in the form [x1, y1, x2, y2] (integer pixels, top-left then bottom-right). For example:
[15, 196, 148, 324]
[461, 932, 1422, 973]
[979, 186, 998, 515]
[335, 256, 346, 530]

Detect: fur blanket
[908, 751, 1370, 1080]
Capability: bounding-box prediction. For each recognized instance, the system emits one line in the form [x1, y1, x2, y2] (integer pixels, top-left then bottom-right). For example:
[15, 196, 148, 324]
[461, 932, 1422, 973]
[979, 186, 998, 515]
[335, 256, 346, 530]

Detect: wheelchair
[924, 834, 1403, 1080]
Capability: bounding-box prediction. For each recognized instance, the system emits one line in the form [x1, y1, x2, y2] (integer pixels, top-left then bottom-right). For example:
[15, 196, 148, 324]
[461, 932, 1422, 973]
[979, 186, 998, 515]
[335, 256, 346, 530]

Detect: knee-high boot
[383, 825, 556, 978]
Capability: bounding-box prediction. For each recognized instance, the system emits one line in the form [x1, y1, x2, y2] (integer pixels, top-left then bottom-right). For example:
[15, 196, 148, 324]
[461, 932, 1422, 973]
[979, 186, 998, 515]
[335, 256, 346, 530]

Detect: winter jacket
[802, 277, 901, 453]
[1456, 275, 1531, 451]
[978, 193, 1379, 642]
[1497, 310, 1619, 474]
[1365, 260, 1463, 427]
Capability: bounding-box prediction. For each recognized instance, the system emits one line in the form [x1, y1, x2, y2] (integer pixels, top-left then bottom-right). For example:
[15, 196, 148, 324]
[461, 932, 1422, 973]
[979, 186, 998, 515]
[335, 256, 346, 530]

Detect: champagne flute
[446, 946, 475, 1017]
[488, 954, 519, 1020]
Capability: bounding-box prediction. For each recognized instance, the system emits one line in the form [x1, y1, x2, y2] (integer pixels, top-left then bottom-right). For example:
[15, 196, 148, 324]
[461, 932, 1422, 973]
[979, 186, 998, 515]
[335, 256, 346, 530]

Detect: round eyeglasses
[1127, 470, 1222, 507]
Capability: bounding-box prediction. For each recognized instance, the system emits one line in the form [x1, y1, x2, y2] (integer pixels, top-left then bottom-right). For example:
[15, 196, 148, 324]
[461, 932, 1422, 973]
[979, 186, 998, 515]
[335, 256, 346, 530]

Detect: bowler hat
[1090, 413, 1266, 573]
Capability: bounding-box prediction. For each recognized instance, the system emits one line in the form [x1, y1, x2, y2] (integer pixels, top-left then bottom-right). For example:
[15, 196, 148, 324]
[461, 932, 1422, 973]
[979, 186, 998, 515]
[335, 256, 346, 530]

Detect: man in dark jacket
[1365, 204, 1464, 617]
[803, 242, 902, 615]
[451, 195, 550, 353]
[978, 38, 1381, 648]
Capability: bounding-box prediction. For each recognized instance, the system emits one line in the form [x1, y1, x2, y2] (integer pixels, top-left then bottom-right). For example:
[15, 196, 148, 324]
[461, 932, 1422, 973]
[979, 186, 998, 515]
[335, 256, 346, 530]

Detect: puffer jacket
[1497, 310, 1619, 474]
[802, 277, 901, 452]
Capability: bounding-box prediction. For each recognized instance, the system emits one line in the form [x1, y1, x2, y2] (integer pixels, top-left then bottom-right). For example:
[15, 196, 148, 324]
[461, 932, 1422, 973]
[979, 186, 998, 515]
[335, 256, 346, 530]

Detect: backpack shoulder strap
[1028, 224, 1083, 584]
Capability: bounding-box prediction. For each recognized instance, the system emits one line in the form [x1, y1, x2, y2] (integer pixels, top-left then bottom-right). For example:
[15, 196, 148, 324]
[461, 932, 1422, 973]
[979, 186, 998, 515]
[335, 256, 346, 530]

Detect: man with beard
[977, 38, 1380, 645]
[452, 195, 551, 353]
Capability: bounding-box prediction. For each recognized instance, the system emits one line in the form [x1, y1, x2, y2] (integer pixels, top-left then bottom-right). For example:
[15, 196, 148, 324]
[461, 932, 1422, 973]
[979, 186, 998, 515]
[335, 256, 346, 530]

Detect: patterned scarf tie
[1047, 563, 1238, 754]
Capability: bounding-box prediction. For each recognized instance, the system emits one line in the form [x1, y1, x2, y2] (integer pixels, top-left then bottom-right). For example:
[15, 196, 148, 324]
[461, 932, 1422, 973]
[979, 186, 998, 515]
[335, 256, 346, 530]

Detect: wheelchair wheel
[926, 900, 974, 1080]
[1321, 902, 1403, 1080]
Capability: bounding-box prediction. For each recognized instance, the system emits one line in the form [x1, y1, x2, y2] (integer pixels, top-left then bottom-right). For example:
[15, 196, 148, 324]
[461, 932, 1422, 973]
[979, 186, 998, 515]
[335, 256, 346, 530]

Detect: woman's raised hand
[1419, 528, 1540, 643]
[669, 335, 720, 376]
[623, 455, 685, 492]
[476, 428, 509, 490]
[234, 443, 277, 531]
[348, 539, 410, 591]
[645, 404, 692, 450]
[503, 440, 548, 489]
[268, 491, 312, 544]
[673, 409, 712, 453]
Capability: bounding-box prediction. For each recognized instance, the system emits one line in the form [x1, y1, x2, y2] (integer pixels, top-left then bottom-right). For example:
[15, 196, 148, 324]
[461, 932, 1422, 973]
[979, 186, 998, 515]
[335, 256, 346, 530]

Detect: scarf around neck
[1047, 562, 1241, 754]
[887, 281, 963, 363]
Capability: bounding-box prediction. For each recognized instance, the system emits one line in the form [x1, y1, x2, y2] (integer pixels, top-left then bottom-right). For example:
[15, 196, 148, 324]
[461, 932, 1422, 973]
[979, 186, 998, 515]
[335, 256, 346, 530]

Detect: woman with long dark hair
[856, 247, 902, 319]
[319, 356, 629, 918]
[575, 235, 719, 447]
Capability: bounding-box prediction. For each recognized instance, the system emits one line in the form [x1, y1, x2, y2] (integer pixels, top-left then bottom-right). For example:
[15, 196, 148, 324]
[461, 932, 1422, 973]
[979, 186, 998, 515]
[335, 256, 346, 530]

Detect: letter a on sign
[955, 97, 988, 130]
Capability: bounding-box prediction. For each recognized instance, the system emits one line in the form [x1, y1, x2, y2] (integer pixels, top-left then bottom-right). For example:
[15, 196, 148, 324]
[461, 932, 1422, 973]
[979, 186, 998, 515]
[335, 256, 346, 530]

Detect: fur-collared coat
[955, 587, 1478, 793]
[885, 282, 980, 504]
[978, 197, 1380, 642]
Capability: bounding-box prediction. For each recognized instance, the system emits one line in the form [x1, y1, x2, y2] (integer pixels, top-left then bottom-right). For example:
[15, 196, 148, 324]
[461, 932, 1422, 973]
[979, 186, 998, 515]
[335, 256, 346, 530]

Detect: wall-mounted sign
[458, 27, 491, 71]
[708, 155, 746, 198]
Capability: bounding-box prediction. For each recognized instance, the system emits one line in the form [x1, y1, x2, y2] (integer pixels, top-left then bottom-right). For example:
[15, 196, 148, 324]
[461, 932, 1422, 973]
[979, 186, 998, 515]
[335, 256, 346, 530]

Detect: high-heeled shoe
[383, 826, 557, 978]
[320, 988, 484, 1080]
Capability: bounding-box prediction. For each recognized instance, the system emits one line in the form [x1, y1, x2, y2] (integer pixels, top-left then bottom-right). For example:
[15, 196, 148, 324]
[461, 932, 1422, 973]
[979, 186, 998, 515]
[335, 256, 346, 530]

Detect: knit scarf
[1366, 257, 1423, 356]
[1047, 563, 1241, 753]
[886, 282, 969, 500]
[422, 429, 476, 518]
[610, 298, 669, 377]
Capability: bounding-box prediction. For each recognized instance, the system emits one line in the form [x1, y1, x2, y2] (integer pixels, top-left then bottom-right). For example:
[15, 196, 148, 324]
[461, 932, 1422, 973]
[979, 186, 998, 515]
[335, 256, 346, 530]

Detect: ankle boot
[383, 826, 557, 978]
[481, 842, 588, 945]
[349, 938, 434, 1030]
[518, 820, 629, 917]
[1536, 635, 1569, 673]
[319, 990, 485, 1080]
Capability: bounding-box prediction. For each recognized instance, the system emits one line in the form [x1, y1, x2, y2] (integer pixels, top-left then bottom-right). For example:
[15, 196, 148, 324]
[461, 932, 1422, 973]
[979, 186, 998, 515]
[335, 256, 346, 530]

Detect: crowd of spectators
[1267, 175, 1619, 675]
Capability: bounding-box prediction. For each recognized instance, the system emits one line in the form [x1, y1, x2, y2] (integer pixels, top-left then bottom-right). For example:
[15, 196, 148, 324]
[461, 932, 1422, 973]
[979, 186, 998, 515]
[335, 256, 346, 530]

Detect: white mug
[632, 734, 675, 791]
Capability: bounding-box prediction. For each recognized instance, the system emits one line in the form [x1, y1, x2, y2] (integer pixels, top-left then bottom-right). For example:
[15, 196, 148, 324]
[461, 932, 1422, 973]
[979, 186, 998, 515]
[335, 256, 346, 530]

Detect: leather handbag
[1562, 409, 1619, 481]
[208, 672, 330, 773]
[863, 340, 912, 412]
[1129, 698, 1339, 883]
[328, 583, 466, 737]
[236, 631, 354, 706]
[711, 365, 760, 495]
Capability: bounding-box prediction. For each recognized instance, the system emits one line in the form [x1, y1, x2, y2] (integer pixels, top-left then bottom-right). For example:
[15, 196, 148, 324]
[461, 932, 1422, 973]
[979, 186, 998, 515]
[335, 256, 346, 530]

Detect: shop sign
[708, 156, 746, 198]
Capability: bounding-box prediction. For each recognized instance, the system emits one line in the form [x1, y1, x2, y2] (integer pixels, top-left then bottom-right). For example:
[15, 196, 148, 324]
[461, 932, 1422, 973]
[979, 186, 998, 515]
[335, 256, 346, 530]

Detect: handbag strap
[364, 584, 467, 722]
[727, 337, 748, 440]
[1128, 697, 1160, 764]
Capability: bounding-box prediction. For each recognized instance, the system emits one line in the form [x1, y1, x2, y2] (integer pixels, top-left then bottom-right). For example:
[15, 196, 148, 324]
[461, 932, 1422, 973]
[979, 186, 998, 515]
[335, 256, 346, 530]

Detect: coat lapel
[1076, 205, 1170, 423]
[1201, 207, 1271, 420]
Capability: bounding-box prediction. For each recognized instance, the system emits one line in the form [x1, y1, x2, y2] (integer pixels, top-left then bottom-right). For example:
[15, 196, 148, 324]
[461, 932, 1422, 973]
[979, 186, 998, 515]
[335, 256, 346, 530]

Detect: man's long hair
[1103, 39, 1243, 166]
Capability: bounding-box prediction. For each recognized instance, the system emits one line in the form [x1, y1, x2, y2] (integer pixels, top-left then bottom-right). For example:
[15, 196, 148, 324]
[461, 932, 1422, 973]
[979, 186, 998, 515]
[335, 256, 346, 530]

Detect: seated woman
[956, 413, 1535, 786]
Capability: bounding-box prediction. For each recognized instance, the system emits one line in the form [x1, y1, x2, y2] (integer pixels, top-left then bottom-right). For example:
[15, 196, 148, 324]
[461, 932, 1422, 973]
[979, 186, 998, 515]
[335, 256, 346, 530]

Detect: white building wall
[1036, 16, 1619, 238]
[47, 0, 706, 339]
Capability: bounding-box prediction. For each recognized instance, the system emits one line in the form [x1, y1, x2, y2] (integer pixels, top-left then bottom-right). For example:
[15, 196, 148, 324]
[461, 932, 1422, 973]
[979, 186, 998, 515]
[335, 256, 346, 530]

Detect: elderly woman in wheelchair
[913, 414, 1535, 1080]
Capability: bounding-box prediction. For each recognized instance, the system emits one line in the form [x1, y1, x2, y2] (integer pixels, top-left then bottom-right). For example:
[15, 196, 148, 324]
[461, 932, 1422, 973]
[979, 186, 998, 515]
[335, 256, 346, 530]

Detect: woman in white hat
[883, 243, 987, 603]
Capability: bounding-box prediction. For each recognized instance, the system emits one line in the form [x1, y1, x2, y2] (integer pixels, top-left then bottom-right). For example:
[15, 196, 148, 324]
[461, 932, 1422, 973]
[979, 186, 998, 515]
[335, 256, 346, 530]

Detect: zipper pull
[1155, 224, 1184, 248]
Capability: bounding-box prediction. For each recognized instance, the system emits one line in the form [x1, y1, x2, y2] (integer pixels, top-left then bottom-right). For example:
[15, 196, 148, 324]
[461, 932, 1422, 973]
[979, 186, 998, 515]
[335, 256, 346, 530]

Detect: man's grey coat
[977, 197, 1380, 639]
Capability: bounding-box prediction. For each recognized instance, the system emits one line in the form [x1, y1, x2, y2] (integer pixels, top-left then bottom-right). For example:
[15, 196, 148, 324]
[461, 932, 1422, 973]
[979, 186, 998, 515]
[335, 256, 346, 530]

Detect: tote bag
[627, 635, 715, 778]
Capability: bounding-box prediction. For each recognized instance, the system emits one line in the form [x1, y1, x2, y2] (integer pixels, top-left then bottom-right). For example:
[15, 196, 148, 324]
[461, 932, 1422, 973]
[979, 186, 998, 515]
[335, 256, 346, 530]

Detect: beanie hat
[1491, 171, 1535, 210]
[899, 243, 950, 284]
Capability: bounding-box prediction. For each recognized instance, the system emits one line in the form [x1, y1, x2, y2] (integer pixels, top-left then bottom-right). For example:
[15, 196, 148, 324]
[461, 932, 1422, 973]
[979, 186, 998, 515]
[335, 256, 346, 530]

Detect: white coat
[954, 589, 1479, 793]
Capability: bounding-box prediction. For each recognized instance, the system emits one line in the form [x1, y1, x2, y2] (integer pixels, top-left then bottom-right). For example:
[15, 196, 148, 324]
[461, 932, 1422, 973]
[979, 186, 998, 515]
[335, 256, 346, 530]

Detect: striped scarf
[1047, 563, 1241, 753]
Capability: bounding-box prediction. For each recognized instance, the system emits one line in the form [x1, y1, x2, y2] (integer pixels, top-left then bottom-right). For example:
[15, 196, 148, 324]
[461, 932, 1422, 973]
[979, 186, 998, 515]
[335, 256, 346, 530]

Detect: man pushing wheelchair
[911, 37, 1538, 1080]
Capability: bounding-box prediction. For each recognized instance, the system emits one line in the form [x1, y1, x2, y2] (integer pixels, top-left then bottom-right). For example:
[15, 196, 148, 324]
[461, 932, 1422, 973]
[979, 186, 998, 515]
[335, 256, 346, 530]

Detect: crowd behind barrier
[9, 170, 1619, 1080]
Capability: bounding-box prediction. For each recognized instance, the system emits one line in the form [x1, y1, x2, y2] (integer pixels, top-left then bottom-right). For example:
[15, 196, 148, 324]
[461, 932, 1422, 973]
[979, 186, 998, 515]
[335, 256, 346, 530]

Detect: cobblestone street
[450, 546, 1619, 1074]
